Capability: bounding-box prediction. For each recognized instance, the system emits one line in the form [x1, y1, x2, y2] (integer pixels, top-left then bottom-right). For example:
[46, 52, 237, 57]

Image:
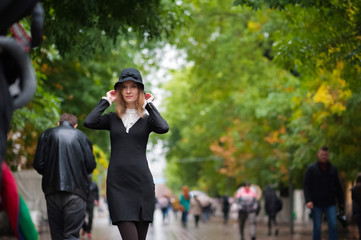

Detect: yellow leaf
[247, 21, 261, 32]
[313, 84, 333, 106]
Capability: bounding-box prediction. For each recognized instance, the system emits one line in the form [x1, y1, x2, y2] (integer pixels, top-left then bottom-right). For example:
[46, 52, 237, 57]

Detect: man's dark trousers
[46, 192, 86, 240]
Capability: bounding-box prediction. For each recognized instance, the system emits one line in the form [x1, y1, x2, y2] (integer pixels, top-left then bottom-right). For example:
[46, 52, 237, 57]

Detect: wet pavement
[89, 210, 358, 240]
[0, 209, 359, 239]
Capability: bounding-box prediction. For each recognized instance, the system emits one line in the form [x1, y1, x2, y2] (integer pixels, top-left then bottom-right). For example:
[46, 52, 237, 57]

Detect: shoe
[81, 230, 86, 236]
[251, 236, 256, 240]
[275, 229, 279, 236]
[88, 233, 92, 239]
[268, 231, 271, 236]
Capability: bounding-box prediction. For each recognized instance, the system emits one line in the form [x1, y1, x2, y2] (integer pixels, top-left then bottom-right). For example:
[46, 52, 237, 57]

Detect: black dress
[84, 99, 169, 224]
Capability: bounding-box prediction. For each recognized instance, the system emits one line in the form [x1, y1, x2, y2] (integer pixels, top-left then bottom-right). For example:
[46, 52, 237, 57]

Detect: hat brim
[114, 77, 144, 90]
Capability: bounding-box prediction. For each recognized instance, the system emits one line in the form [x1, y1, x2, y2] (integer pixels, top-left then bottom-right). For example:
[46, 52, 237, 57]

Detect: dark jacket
[303, 161, 344, 208]
[33, 121, 96, 200]
[222, 196, 230, 213]
[264, 185, 278, 217]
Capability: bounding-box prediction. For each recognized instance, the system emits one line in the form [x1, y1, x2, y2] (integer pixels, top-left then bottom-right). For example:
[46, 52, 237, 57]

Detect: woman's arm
[145, 102, 169, 134]
[84, 99, 111, 130]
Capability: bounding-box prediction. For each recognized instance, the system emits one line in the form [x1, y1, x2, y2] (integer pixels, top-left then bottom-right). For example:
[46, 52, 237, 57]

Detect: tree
[163, 0, 299, 194]
[164, 0, 361, 195]
[40, 0, 188, 58]
[233, 0, 361, 183]
[7, 0, 187, 167]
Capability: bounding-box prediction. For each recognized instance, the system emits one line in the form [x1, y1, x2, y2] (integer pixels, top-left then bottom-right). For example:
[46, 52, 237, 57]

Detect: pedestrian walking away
[81, 174, 100, 239]
[84, 67, 169, 240]
[33, 113, 97, 240]
[264, 185, 282, 236]
[158, 196, 171, 224]
[222, 195, 230, 225]
[189, 194, 202, 228]
[303, 146, 345, 240]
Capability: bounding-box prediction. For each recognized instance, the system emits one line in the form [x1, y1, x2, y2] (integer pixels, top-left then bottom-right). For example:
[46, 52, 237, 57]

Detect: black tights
[268, 215, 278, 233]
[117, 221, 150, 240]
[238, 211, 247, 237]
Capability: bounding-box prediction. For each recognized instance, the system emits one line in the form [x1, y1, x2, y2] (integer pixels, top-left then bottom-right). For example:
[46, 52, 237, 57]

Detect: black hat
[114, 68, 144, 90]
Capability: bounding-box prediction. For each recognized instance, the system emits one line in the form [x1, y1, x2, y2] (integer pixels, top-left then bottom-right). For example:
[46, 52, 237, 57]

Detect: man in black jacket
[33, 113, 96, 240]
[303, 146, 344, 240]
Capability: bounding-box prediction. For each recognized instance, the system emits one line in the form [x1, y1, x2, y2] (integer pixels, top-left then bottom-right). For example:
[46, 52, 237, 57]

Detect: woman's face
[119, 80, 139, 108]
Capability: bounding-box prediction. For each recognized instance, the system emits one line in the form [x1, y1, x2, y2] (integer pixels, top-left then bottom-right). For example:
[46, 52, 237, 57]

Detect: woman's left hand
[145, 93, 154, 102]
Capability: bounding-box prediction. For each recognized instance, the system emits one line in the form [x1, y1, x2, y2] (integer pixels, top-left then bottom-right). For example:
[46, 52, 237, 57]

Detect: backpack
[276, 197, 283, 212]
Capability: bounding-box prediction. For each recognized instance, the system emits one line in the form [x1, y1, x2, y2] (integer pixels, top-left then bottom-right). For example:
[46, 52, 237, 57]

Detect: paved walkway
[0, 209, 360, 239]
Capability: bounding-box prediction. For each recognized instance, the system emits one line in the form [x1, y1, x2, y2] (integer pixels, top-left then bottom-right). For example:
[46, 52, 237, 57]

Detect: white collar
[121, 109, 140, 133]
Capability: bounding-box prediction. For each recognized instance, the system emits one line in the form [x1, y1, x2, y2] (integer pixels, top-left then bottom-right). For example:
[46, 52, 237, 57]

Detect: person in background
[303, 146, 344, 240]
[33, 113, 96, 240]
[189, 194, 202, 228]
[201, 197, 212, 223]
[171, 197, 180, 219]
[84, 68, 169, 240]
[158, 196, 170, 224]
[222, 195, 230, 225]
[352, 173, 361, 240]
[264, 185, 281, 236]
[235, 182, 258, 240]
[180, 185, 191, 228]
[82, 175, 99, 239]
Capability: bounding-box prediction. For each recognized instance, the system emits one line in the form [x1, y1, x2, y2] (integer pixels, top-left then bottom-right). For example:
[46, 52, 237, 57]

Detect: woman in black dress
[84, 68, 169, 240]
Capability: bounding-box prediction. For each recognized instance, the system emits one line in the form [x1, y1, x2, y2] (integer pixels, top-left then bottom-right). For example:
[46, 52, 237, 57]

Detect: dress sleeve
[145, 102, 169, 134]
[84, 99, 112, 130]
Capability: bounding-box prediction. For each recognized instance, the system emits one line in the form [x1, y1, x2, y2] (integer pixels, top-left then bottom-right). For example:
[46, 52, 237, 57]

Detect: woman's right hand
[106, 90, 117, 103]
[145, 93, 154, 102]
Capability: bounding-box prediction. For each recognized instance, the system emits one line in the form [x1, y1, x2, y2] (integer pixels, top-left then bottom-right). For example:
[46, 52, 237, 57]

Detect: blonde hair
[115, 85, 145, 119]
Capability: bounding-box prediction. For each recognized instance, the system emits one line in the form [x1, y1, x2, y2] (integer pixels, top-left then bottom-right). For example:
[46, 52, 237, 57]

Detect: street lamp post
[289, 150, 294, 234]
